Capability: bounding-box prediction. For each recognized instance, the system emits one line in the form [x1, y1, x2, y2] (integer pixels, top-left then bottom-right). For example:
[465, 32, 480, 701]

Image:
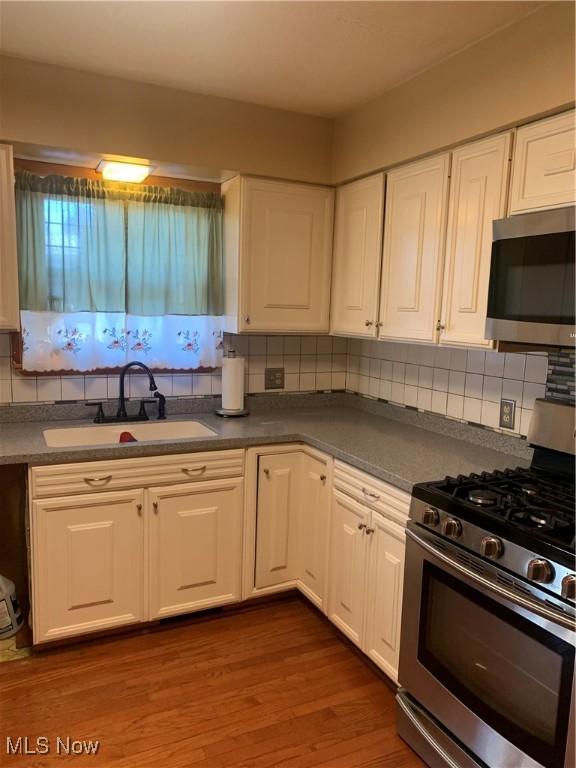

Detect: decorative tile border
[546, 347, 575, 404]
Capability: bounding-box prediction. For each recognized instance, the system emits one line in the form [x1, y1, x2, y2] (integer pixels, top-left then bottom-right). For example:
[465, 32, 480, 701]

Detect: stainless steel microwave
[485, 207, 575, 346]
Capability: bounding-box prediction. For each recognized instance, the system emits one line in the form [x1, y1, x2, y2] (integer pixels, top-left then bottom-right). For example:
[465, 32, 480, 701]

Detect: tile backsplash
[1, 329, 572, 441]
[345, 339, 552, 438]
[0, 332, 347, 406]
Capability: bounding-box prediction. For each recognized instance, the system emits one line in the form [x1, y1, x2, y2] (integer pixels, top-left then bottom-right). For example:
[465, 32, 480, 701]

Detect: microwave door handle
[406, 528, 575, 631]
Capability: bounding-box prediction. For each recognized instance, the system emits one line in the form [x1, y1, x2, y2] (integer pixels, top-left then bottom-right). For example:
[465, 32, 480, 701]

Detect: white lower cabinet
[327, 490, 370, 645]
[149, 479, 243, 619]
[253, 449, 331, 602]
[30, 450, 244, 644]
[32, 490, 146, 643]
[31, 447, 407, 682]
[255, 452, 302, 589]
[328, 467, 409, 682]
[363, 511, 405, 682]
[297, 452, 330, 607]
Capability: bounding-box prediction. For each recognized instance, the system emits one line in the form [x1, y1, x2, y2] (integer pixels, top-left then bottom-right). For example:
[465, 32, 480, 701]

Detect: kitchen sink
[43, 420, 217, 447]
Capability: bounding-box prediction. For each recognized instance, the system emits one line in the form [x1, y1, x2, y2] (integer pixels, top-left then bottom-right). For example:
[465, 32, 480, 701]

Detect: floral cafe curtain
[15, 171, 224, 372]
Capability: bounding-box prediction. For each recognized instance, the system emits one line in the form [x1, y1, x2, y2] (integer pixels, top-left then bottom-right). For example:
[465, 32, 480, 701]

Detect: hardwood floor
[0, 597, 424, 767]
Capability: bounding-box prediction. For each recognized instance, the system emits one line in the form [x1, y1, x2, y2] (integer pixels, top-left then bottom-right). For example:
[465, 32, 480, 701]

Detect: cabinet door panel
[149, 479, 243, 619]
[331, 174, 384, 337]
[379, 154, 450, 342]
[241, 179, 333, 332]
[327, 490, 369, 646]
[32, 490, 145, 643]
[298, 453, 330, 608]
[510, 111, 576, 214]
[364, 513, 405, 682]
[255, 453, 301, 588]
[440, 133, 511, 348]
[0, 144, 19, 330]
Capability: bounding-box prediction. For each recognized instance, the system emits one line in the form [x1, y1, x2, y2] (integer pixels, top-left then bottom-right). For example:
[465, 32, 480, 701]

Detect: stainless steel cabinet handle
[181, 465, 207, 475]
[406, 527, 576, 631]
[361, 487, 380, 501]
[84, 475, 112, 486]
[244, 315, 251, 324]
[358, 522, 367, 531]
[153, 501, 159, 514]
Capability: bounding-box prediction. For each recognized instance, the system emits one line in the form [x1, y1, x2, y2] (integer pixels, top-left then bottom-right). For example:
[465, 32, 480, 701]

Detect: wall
[0, 332, 348, 406]
[345, 339, 551, 438]
[332, 2, 576, 182]
[0, 56, 333, 185]
[2, 328, 569, 442]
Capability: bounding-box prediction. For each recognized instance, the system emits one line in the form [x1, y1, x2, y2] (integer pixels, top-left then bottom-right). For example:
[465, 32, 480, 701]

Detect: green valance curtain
[15, 170, 224, 316]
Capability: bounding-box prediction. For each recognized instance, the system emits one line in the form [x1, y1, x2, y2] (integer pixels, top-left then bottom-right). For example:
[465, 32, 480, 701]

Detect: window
[15, 170, 224, 372]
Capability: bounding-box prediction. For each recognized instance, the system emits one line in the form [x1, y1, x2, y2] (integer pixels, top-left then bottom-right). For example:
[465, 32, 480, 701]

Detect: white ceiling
[0, 1, 543, 117]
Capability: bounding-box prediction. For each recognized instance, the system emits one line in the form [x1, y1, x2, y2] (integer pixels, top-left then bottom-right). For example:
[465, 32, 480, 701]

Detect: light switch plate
[265, 367, 285, 390]
[499, 399, 516, 430]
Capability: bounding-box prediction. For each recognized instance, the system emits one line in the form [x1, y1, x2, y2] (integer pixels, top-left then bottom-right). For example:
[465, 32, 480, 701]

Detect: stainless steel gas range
[397, 398, 575, 768]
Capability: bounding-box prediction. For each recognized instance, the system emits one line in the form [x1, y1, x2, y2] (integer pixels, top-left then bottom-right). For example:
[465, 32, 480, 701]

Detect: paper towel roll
[221, 356, 245, 412]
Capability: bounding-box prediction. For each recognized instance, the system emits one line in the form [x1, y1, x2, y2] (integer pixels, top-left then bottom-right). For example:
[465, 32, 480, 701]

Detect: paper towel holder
[215, 349, 249, 418]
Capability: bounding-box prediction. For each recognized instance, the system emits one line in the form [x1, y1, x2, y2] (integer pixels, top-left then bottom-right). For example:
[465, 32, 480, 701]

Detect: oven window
[419, 563, 574, 768]
[487, 231, 575, 324]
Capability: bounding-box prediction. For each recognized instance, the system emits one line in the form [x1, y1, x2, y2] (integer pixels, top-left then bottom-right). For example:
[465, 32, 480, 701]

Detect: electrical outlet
[499, 399, 516, 430]
[264, 367, 285, 390]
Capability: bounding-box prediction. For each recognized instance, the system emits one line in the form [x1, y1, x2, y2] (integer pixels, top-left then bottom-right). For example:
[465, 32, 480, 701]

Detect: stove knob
[526, 559, 555, 584]
[442, 518, 462, 538]
[561, 575, 576, 601]
[421, 507, 439, 526]
[480, 536, 504, 559]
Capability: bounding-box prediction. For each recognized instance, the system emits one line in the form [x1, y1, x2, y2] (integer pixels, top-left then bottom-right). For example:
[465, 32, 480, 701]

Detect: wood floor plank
[0, 597, 424, 767]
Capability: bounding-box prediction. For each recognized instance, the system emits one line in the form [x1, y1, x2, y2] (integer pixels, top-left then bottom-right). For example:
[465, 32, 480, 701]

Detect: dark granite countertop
[0, 403, 530, 493]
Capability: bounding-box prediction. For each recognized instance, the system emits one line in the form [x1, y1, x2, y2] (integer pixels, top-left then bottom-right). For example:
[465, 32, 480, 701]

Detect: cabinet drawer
[30, 450, 245, 498]
[333, 461, 410, 525]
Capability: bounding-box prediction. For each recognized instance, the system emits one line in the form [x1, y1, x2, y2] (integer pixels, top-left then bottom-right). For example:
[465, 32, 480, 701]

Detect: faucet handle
[138, 399, 156, 420]
[154, 390, 166, 420]
[85, 401, 105, 423]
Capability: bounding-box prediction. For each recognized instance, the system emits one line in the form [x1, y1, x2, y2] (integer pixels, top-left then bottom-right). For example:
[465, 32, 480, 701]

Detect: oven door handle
[406, 528, 575, 631]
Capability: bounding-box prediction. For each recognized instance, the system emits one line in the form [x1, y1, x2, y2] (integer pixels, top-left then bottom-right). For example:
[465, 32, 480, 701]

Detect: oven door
[399, 523, 575, 768]
[485, 207, 575, 346]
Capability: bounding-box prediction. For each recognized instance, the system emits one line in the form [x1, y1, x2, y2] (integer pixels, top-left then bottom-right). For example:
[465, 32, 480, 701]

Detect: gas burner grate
[422, 466, 575, 552]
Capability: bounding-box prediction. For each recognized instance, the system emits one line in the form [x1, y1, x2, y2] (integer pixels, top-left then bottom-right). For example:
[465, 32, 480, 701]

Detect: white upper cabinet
[330, 173, 384, 337]
[439, 133, 511, 348]
[509, 111, 576, 214]
[378, 154, 450, 343]
[0, 144, 19, 330]
[223, 176, 334, 333]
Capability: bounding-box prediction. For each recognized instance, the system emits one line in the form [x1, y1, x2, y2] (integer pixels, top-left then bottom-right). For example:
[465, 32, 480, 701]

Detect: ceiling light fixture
[96, 160, 153, 183]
